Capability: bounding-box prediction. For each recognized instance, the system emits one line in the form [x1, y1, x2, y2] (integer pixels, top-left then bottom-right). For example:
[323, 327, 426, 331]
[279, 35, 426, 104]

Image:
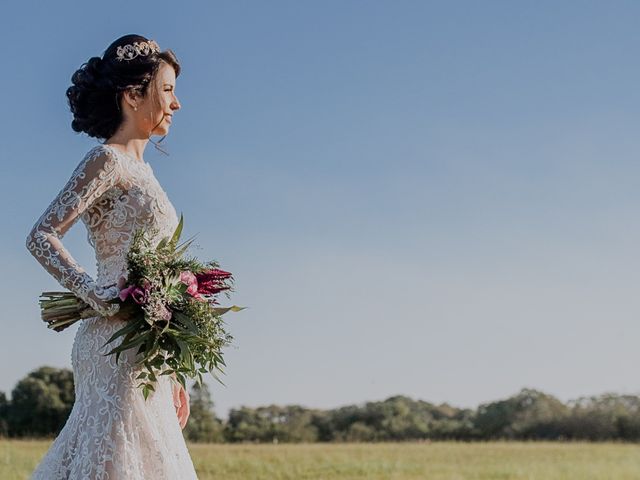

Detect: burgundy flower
[195, 269, 232, 296]
[130, 287, 149, 305]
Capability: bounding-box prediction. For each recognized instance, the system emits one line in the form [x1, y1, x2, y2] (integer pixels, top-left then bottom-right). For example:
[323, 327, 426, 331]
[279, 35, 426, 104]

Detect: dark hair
[66, 34, 181, 141]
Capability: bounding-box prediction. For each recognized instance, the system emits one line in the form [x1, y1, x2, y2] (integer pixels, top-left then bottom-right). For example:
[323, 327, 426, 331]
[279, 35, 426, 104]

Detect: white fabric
[26, 144, 199, 479]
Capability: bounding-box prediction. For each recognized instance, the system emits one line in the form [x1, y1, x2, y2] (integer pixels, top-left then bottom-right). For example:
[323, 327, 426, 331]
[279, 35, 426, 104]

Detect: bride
[25, 34, 199, 479]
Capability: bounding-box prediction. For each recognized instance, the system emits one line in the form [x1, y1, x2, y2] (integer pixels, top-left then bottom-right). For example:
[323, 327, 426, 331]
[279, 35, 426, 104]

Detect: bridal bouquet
[39, 214, 245, 399]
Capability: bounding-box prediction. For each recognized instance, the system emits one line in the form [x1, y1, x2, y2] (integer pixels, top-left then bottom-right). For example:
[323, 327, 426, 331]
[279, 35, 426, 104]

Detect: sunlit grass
[2, 439, 640, 479]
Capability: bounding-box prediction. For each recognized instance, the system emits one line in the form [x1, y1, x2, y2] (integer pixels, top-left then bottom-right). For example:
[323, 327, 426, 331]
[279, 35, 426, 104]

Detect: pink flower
[119, 285, 136, 302]
[119, 278, 152, 304]
[179, 271, 199, 296]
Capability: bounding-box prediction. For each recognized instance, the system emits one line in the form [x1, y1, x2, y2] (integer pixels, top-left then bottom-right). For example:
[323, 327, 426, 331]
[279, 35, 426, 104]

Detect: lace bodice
[26, 143, 179, 318]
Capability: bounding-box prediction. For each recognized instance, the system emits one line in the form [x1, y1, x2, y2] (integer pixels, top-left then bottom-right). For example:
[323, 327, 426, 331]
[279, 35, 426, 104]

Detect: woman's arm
[170, 372, 190, 429]
[25, 146, 123, 318]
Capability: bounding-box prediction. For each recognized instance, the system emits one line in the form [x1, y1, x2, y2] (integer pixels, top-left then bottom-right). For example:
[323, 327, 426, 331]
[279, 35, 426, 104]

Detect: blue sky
[2, 1, 640, 418]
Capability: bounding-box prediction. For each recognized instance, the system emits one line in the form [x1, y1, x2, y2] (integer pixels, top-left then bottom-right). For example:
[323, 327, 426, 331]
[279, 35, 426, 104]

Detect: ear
[122, 88, 140, 110]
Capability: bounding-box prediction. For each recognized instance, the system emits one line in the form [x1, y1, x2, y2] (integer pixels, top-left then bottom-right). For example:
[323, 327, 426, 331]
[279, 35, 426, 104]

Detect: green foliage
[473, 388, 570, 440]
[224, 405, 320, 443]
[0, 391, 8, 437]
[4, 370, 640, 443]
[184, 382, 224, 443]
[7, 367, 74, 438]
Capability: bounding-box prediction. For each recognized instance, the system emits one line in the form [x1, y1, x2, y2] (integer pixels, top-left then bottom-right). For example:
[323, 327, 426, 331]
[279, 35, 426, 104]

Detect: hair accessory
[115, 40, 161, 62]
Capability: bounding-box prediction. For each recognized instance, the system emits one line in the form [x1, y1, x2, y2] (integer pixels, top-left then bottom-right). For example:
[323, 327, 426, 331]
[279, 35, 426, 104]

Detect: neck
[104, 134, 149, 162]
[104, 115, 155, 161]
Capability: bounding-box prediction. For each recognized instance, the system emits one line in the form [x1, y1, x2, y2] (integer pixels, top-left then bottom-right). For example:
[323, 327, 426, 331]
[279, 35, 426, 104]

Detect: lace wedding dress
[25, 143, 199, 479]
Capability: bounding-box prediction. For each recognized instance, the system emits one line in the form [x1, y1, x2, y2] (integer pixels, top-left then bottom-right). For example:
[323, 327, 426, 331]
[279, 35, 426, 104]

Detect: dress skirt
[30, 315, 199, 479]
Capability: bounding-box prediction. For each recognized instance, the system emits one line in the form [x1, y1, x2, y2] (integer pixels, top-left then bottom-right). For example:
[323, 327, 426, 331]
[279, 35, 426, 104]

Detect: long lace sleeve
[26, 146, 123, 318]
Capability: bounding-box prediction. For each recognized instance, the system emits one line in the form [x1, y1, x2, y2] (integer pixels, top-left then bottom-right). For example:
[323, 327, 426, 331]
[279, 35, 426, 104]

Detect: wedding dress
[25, 143, 199, 479]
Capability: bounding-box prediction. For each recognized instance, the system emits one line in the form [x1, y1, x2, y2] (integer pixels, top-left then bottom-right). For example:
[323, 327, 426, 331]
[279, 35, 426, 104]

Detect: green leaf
[209, 369, 227, 387]
[144, 330, 158, 357]
[174, 337, 189, 357]
[145, 362, 157, 382]
[210, 305, 247, 316]
[174, 311, 198, 334]
[155, 236, 169, 251]
[151, 354, 166, 368]
[110, 330, 135, 364]
[213, 352, 226, 367]
[105, 330, 151, 357]
[104, 317, 144, 345]
[168, 213, 184, 250]
[174, 235, 198, 258]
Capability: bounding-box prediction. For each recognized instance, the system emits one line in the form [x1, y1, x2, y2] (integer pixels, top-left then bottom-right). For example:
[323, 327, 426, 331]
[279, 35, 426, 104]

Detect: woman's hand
[104, 275, 135, 322]
[172, 379, 190, 429]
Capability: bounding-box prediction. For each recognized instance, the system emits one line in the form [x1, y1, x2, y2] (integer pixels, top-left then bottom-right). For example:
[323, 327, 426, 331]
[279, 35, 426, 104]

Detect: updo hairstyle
[66, 34, 181, 140]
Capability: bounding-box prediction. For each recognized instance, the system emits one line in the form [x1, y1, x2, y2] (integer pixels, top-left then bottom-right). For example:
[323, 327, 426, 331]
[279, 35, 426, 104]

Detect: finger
[183, 399, 190, 423]
[179, 406, 188, 429]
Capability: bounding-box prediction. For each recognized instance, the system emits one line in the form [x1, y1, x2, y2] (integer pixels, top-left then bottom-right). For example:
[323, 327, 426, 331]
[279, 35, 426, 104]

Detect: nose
[171, 96, 181, 111]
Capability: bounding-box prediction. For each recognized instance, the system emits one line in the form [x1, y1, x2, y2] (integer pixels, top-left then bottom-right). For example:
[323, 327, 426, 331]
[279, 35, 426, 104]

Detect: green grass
[2, 439, 640, 479]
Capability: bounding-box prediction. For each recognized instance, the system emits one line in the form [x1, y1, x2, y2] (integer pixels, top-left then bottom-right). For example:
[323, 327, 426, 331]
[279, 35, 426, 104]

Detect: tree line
[2, 366, 640, 443]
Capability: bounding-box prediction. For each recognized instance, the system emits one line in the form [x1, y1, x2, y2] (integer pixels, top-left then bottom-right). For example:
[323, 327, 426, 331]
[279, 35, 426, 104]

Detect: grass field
[2, 439, 639, 479]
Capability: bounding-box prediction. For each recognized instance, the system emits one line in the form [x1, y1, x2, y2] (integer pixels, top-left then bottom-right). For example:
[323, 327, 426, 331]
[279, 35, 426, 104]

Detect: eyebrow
[163, 83, 175, 88]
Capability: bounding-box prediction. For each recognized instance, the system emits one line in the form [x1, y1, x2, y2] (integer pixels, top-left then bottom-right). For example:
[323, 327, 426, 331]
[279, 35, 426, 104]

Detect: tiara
[115, 40, 161, 62]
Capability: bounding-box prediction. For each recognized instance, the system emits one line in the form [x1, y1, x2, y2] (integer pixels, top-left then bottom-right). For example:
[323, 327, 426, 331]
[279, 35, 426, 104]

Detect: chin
[153, 127, 170, 136]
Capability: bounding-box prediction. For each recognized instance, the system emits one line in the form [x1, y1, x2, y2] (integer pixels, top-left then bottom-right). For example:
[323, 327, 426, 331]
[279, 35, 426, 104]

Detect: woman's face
[137, 62, 181, 137]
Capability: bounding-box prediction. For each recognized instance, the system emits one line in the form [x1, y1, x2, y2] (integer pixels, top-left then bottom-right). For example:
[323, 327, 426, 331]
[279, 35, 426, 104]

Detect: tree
[473, 388, 568, 440]
[8, 366, 75, 437]
[563, 393, 640, 441]
[184, 381, 224, 442]
[0, 391, 8, 437]
[224, 404, 319, 443]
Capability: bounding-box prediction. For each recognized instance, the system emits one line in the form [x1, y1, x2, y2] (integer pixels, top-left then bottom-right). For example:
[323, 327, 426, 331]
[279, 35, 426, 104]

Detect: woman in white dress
[25, 34, 199, 479]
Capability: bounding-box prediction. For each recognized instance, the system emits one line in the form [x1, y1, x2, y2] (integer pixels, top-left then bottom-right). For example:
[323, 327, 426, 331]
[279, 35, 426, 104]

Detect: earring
[134, 106, 138, 111]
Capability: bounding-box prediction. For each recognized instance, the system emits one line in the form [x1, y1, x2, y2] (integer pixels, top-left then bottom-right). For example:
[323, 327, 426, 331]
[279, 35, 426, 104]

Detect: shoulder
[80, 144, 122, 170]
[84, 144, 119, 163]
[70, 144, 123, 182]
